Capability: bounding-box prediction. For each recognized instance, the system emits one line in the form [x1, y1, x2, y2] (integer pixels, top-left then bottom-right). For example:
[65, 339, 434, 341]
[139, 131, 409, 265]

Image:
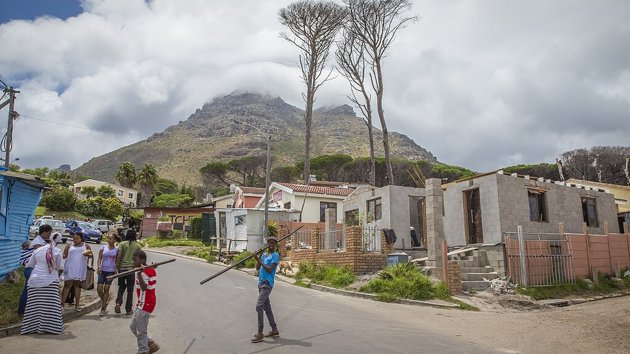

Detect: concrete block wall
[497, 174, 620, 235]
[484, 244, 506, 275]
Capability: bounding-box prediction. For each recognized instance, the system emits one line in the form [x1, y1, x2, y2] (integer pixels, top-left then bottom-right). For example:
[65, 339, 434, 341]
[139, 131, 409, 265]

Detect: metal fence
[295, 229, 313, 249]
[362, 226, 381, 253]
[504, 226, 576, 287]
[318, 229, 345, 251]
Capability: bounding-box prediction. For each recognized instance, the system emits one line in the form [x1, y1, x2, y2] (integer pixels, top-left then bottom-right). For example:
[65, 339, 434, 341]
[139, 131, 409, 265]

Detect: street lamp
[232, 119, 272, 240]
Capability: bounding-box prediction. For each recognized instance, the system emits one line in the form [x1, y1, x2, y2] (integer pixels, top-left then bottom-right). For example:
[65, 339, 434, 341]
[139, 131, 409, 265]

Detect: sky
[0, 0, 628, 173]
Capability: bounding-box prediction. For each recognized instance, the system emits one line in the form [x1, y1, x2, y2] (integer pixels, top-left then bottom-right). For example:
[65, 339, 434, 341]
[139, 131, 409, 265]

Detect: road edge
[0, 298, 102, 339]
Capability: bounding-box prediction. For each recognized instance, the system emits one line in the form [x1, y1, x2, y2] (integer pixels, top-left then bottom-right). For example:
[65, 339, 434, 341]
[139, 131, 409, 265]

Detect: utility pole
[0, 86, 20, 168]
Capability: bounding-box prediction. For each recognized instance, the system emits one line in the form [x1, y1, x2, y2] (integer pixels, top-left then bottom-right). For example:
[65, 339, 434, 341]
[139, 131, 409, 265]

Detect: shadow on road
[248, 329, 342, 354]
[22, 331, 77, 341]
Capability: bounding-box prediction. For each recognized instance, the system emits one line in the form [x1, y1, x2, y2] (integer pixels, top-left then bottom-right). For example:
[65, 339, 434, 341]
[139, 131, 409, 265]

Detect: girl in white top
[61, 232, 94, 311]
[21, 232, 64, 335]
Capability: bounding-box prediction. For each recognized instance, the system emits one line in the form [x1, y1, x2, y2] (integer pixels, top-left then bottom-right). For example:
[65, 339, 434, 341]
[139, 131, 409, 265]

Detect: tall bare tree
[345, 0, 417, 185]
[336, 26, 376, 185]
[279, 0, 347, 181]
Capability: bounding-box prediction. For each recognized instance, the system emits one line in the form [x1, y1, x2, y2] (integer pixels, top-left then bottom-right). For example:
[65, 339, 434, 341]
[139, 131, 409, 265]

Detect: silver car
[29, 219, 69, 243]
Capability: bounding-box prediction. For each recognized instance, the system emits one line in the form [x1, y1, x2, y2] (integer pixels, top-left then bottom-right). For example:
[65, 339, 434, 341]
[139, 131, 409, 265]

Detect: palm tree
[137, 164, 159, 207]
[116, 162, 137, 188]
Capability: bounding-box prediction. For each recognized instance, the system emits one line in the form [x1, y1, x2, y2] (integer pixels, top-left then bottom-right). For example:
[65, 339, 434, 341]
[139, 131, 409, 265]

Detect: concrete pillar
[425, 178, 445, 267]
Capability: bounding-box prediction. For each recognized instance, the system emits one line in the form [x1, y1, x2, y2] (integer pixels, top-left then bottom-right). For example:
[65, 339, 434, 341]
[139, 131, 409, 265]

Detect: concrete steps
[450, 249, 498, 292]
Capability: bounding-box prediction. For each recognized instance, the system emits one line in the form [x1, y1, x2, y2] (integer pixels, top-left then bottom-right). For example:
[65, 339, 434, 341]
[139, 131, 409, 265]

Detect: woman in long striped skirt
[21, 232, 64, 335]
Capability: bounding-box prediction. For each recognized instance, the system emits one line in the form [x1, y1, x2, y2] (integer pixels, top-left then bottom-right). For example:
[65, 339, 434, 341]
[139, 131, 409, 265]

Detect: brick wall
[447, 261, 462, 294]
[282, 225, 393, 274]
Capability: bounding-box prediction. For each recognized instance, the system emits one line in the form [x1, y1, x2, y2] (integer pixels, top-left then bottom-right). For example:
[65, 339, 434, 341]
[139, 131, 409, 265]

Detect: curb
[0, 298, 102, 339]
[145, 248, 460, 309]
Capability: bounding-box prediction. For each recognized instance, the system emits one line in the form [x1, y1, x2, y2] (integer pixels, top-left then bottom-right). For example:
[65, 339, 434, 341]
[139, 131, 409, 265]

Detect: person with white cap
[21, 232, 64, 335]
[251, 237, 280, 343]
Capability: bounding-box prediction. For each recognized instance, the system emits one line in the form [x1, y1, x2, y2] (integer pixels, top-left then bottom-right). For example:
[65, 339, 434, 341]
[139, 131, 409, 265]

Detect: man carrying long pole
[251, 236, 280, 343]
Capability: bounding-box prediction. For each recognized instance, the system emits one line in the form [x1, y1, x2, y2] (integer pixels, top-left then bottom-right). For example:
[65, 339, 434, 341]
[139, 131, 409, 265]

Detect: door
[463, 188, 483, 244]
[409, 196, 426, 248]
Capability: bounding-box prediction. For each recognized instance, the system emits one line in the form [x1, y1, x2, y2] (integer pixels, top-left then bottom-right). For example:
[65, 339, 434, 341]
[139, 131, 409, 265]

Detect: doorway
[409, 196, 426, 248]
[463, 188, 483, 244]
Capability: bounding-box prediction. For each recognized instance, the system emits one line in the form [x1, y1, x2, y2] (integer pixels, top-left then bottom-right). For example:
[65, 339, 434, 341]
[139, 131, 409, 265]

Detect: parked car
[93, 219, 115, 233]
[29, 219, 69, 243]
[66, 220, 103, 244]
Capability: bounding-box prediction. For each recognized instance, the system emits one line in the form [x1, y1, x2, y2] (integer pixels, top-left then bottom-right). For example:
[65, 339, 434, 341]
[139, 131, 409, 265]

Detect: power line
[19, 114, 146, 138]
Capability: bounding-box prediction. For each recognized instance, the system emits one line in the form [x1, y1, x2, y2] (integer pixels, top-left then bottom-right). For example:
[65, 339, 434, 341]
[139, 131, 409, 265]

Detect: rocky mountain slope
[74, 92, 436, 185]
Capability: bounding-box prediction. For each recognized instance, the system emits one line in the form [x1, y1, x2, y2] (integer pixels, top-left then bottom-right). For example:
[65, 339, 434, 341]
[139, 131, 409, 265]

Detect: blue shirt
[258, 252, 279, 287]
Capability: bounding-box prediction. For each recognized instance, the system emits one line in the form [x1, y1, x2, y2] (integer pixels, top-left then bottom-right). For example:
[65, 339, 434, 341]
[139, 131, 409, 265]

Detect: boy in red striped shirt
[130, 250, 160, 354]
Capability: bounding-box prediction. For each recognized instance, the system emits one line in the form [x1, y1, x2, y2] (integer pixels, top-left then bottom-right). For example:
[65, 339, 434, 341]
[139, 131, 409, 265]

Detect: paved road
[1, 252, 498, 354]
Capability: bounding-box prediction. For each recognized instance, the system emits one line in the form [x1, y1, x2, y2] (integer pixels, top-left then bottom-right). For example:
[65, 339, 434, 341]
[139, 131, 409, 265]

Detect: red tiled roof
[278, 182, 354, 196]
[241, 186, 266, 194]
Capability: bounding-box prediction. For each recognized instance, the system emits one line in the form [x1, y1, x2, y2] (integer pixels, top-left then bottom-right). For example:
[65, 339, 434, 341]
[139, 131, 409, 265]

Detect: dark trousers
[17, 267, 33, 315]
[116, 272, 135, 312]
[256, 284, 277, 333]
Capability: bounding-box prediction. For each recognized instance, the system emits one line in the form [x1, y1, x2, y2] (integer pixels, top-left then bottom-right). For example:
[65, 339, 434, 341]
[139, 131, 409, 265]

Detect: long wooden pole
[200, 225, 303, 285]
[106, 258, 177, 281]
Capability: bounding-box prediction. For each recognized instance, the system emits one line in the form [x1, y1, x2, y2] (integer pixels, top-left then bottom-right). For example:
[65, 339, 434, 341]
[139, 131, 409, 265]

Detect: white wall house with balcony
[71, 179, 138, 207]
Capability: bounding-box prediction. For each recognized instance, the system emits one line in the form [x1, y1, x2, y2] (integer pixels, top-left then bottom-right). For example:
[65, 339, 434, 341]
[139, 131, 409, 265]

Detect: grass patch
[0, 268, 25, 326]
[293, 279, 311, 288]
[232, 251, 257, 269]
[143, 237, 204, 248]
[517, 274, 629, 300]
[450, 300, 480, 311]
[186, 246, 216, 263]
[295, 262, 355, 288]
[359, 263, 450, 302]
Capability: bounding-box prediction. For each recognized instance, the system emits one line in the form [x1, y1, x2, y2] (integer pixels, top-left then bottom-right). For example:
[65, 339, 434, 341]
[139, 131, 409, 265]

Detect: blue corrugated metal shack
[0, 169, 45, 282]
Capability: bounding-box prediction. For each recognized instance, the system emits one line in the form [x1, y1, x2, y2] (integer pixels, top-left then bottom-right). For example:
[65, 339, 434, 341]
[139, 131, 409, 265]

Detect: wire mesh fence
[362, 226, 381, 253]
[294, 229, 313, 249]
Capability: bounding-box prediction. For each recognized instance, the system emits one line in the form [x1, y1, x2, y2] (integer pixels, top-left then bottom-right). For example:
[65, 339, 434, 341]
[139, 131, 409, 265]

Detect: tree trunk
[368, 123, 376, 185]
[374, 58, 394, 184]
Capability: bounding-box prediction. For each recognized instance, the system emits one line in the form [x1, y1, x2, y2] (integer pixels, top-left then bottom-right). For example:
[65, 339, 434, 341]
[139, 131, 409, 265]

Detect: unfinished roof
[277, 182, 355, 196]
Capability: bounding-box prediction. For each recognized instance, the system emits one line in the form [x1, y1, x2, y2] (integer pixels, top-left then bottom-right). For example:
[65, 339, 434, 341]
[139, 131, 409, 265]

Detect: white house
[71, 179, 138, 207]
[214, 208, 300, 252]
[259, 182, 355, 223]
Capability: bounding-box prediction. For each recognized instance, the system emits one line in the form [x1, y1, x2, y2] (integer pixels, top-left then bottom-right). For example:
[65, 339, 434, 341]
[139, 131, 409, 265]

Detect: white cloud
[0, 0, 629, 173]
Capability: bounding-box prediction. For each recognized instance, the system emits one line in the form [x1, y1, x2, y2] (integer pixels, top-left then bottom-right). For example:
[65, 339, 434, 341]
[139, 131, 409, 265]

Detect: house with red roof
[258, 182, 356, 223]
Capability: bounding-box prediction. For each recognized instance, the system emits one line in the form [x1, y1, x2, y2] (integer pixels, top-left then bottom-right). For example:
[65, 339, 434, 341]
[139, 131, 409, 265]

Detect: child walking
[129, 250, 160, 354]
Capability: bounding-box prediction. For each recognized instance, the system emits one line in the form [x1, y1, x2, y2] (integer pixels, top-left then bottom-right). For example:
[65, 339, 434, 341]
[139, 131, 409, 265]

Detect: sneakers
[99, 309, 106, 317]
[251, 333, 264, 343]
[265, 330, 280, 337]
[148, 340, 160, 353]
[126, 311, 134, 315]
[114, 304, 121, 314]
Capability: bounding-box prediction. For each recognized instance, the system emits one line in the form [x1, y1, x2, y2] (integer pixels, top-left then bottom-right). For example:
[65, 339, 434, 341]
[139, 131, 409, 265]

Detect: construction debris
[485, 276, 516, 295]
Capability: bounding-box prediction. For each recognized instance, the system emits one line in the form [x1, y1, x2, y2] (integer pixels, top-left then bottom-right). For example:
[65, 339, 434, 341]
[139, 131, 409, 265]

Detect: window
[367, 198, 382, 221]
[582, 197, 598, 227]
[235, 215, 246, 225]
[128, 192, 134, 199]
[320, 202, 337, 222]
[117, 190, 124, 197]
[345, 209, 359, 226]
[528, 191, 547, 222]
[284, 202, 291, 209]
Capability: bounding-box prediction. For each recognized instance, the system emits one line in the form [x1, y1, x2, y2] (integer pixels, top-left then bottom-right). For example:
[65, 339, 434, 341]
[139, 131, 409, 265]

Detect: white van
[93, 219, 115, 233]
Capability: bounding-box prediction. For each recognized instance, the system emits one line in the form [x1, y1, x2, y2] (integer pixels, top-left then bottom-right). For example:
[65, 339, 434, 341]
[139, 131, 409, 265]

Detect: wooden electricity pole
[0, 86, 20, 168]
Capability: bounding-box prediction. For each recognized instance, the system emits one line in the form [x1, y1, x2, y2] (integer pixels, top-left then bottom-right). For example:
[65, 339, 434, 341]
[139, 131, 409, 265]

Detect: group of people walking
[18, 224, 159, 353]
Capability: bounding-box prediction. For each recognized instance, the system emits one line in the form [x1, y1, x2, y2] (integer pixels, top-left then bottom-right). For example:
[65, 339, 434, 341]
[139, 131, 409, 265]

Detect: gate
[504, 226, 576, 287]
[201, 212, 216, 244]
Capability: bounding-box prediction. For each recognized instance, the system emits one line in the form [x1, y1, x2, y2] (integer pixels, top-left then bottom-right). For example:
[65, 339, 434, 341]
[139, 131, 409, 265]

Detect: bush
[189, 217, 202, 239]
[232, 251, 257, 269]
[359, 263, 447, 301]
[0, 268, 25, 326]
[40, 187, 77, 211]
[296, 262, 356, 288]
